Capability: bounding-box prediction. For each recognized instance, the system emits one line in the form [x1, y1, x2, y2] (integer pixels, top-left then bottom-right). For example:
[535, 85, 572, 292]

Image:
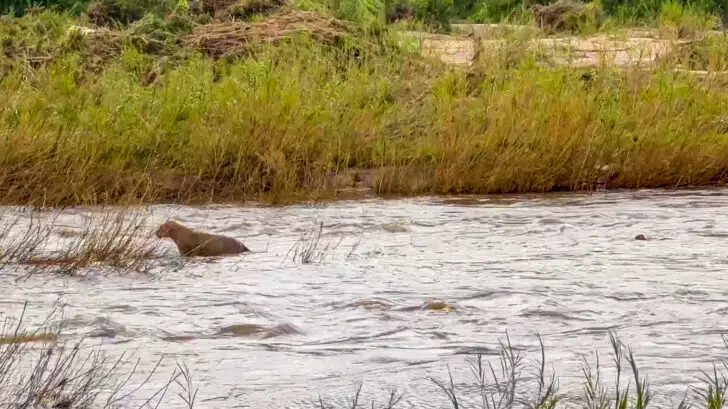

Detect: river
[2, 189, 728, 408]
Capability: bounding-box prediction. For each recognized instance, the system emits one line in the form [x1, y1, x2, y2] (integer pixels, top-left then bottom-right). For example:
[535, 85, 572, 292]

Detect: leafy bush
[658, 0, 721, 37]
[84, 0, 179, 25]
[471, 0, 531, 22]
[0, 0, 88, 16]
[603, 0, 726, 22]
[410, 0, 454, 29]
[532, 0, 602, 33]
[339, 0, 386, 26]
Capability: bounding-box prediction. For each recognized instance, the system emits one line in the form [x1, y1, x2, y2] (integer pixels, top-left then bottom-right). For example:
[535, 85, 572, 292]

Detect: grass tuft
[0, 208, 160, 276]
[285, 221, 344, 264]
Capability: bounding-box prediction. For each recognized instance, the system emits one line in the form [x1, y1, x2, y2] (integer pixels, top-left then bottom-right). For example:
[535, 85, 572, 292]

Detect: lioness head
[155, 221, 180, 238]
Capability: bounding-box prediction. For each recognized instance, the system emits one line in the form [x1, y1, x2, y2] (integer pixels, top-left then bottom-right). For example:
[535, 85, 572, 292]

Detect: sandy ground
[403, 23, 727, 69]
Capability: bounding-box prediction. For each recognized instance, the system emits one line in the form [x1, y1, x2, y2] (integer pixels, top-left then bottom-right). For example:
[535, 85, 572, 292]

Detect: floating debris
[381, 223, 408, 233]
[422, 300, 456, 313]
[218, 324, 266, 336]
[345, 299, 395, 311]
[0, 332, 57, 345]
[218, 323, 303, 338]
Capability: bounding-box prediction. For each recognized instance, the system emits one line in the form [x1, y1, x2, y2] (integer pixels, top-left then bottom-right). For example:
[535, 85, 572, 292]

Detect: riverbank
[1, 3, 728, 207]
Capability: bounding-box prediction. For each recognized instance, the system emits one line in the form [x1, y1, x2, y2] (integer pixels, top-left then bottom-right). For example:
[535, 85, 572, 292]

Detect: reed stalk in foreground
[285, 221, 346, 265]
[0, 210, 55, 270]
[44, 209, 160, 273]
[0, 302, 194, 409]
[317, 332, 728, 409]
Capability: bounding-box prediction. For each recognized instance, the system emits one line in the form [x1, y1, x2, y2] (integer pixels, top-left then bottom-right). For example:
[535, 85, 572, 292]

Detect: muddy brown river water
[3, 189, 728, 408]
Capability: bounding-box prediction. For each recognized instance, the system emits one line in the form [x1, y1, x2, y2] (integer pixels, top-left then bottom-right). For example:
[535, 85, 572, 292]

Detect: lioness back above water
[155, 221, 250, 257]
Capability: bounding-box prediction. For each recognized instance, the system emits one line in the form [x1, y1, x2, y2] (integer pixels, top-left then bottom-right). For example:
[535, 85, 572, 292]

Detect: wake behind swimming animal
[155, 221, 250, 257]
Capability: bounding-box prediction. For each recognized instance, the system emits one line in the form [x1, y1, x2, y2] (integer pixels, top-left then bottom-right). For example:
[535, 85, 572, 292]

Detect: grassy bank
[1, 1, 728, 207]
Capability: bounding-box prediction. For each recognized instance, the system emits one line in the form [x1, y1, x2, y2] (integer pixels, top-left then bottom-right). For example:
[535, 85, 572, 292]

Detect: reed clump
[0, 209, 161, 276]
[285, 221, 347, 264]
[36, 210, 160, 273]
[0, 211, 55, 269]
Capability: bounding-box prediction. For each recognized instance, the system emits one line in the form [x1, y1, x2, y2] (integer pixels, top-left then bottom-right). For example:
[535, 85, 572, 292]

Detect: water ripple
[3, 189, 728, 408]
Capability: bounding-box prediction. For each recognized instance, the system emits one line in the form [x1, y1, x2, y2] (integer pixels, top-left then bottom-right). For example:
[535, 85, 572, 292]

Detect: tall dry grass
[42, 210, 160, 272]
[0, 211, 55, 269]
[1, 11, 728, 206]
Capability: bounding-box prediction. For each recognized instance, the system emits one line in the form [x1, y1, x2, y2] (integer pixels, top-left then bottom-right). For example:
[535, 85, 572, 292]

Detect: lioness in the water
[155, 220, 250, 257]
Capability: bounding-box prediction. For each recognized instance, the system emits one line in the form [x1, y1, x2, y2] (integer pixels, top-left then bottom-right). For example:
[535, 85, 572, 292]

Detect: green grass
[657, 0, 722, 37]
[2, 0, 726, 32]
